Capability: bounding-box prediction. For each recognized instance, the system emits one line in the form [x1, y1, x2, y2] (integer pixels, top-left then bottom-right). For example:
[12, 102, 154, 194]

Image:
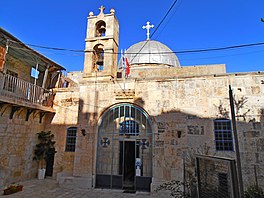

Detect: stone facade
[48, 7, 264, 192]
[0, 6, 264, 195]
[51, 68, 264, 190]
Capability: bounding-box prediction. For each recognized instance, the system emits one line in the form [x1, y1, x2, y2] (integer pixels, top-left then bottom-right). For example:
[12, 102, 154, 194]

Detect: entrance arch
[96, 103, 152, 191]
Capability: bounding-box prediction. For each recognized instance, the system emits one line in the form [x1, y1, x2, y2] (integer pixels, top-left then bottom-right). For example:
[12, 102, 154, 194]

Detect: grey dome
[125, 40, 180, 67]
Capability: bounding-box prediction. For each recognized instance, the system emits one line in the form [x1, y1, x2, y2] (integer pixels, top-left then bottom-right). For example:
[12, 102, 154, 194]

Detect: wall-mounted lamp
[177, 131, 182, 138]
[81, 129, 86, 136]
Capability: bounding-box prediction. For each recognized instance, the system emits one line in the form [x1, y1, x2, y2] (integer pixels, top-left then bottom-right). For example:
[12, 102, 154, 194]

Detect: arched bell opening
[95, 20, 106, 37]
[96, 103, 153, 191]
[93, 44, 104, 71]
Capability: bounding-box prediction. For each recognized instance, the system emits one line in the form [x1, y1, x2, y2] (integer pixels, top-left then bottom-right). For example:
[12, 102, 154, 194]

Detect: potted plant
[3, 183, 23, 195]
[33, 131, 56, 179]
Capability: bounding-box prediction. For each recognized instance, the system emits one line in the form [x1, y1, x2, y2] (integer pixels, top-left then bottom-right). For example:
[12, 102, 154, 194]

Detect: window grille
[214, 119, 233, 151]
[65, 127, 77, 152]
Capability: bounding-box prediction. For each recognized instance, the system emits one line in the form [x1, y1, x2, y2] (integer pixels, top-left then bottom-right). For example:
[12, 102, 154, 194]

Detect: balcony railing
[0, 72, 53, 108]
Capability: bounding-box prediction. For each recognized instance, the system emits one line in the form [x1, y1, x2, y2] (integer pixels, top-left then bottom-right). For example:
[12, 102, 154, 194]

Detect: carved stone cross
[99, 5, 105, 14]
[142, 21, 154, 40]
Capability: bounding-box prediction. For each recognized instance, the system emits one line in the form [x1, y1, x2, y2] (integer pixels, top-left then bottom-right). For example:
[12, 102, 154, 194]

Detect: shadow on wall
[47, 98, 264, 191]
[0, 96, 263, 192]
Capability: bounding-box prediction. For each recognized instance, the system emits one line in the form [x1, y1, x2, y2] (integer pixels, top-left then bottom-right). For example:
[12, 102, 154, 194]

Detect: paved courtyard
[0, 178, 170, 198]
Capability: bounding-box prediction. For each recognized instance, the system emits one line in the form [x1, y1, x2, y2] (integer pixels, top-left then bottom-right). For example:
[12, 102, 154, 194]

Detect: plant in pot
[3, 183, 23, 195]
[33, 131, 56, 179]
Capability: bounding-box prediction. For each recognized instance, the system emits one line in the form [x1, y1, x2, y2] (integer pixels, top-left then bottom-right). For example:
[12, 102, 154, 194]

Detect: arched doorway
[96, 103, 152, 191]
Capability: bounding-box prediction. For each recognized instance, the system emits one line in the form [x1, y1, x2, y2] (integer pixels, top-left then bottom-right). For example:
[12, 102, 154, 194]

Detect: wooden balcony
[0, 72, 55, 113]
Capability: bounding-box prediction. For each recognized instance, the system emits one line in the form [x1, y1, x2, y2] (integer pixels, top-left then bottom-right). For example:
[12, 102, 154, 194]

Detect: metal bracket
[0, 103, 10, 116]
[39, 112, 46, 123]
[9, 106, 21, 119]
[26, 109, 35, 121]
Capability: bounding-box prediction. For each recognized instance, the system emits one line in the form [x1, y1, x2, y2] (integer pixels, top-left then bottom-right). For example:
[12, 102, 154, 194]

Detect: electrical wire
[153, 0, 183, 40]
[6, 38, 264, 55]
[174, 42, 264, 54]
[150, 0, 179, 39]
[130, 0, 179, 63]
[179, 49, 264, 62]
[8, 39, 83, 52]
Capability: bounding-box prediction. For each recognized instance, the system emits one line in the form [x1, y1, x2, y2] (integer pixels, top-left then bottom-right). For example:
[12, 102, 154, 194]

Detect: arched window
[93, 44, 104, 71]
[65, 127, 77, 152]
[95, 20, 106, 37]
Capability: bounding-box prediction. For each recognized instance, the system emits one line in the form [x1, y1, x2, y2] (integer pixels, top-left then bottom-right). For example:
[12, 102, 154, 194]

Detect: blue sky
[1, 0, 264, 73]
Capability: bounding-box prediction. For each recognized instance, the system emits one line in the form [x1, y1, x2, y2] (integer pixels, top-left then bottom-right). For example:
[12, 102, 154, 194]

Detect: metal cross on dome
[142, 21, 154, 40]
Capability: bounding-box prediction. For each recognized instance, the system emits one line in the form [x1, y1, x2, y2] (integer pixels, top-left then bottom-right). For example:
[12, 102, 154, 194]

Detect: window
[214, 119, 233, 151]
[65, 127, 77, 152]
[119, 120, 139, 136]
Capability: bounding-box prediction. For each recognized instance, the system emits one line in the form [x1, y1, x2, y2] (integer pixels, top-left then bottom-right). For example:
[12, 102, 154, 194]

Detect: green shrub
[244, 185, 264, 198]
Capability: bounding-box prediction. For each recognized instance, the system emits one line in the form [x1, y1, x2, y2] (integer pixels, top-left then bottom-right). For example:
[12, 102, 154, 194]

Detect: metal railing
[0, 72, 53, 107]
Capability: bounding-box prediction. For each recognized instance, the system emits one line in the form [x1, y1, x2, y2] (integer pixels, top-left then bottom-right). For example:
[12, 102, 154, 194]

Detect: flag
[125, 57, 130, 78]
[120, 49, 130, 78]
[121, 49, 126, 70]
[124, 49, 130, 78]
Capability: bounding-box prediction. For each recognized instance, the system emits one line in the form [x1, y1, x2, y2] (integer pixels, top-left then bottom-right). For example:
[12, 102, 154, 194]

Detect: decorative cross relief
[142, 21, 154, 40]
[101, 137, 110, 148]
[139, 139, 149, 149]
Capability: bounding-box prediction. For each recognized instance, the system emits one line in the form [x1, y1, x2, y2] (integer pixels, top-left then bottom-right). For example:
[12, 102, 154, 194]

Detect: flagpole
[122, 49, 126, 90]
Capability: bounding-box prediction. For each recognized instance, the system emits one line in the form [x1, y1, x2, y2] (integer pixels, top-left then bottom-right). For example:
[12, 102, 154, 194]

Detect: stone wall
[0, 106, 46, 187]
[131, 64, 226, 79]
[6, 56, 31, 82]
[5, 55, 47, 87]
[48, 88, 80, 175]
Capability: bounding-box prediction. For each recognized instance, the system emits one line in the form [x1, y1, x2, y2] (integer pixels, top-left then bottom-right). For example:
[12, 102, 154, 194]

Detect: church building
[0, 6, 264, 194]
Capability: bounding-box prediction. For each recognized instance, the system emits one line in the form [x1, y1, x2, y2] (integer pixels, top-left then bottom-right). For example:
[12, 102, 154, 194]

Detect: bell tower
[83, 6, 119, 79]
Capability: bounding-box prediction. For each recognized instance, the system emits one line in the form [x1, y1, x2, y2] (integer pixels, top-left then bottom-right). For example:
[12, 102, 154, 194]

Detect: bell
[96, 54, 104, 65]
[98, 25, 106, 36]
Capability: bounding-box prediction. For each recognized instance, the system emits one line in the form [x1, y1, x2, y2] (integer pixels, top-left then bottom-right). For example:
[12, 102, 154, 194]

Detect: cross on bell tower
[142, 21, 154, 40]
[99, 5, 105, 15]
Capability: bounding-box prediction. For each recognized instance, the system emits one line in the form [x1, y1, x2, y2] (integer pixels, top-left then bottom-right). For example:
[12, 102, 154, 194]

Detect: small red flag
[125, 58, 130, 77]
